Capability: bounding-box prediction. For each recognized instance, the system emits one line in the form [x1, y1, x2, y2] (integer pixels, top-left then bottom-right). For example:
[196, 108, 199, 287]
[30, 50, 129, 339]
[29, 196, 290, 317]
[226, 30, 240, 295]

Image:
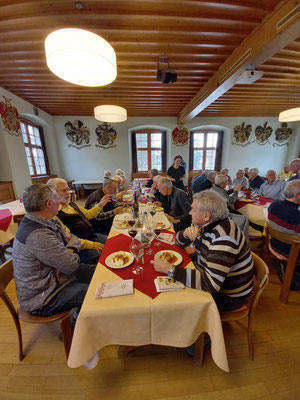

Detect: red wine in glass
[154, 228, 162, 246]
[128, 220, 135, 227]
[128, 229, 137, 238]
[150, 210, 156, 217]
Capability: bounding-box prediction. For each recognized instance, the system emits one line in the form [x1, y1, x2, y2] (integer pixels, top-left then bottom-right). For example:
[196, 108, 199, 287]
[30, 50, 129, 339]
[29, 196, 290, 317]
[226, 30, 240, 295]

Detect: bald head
[266, 170, 277, 184]
[290, 159, 300, 174]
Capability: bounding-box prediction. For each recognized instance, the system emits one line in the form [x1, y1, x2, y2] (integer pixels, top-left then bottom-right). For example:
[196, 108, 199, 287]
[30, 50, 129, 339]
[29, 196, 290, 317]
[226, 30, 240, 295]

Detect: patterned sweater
[174, 218, 254, 298]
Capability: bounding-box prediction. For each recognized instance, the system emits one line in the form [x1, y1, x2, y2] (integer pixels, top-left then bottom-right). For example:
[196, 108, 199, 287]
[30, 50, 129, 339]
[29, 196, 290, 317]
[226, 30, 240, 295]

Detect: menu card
[95, 279, 134, 299]
[154, 277, 185, 292]
[157, 232, 175, 245]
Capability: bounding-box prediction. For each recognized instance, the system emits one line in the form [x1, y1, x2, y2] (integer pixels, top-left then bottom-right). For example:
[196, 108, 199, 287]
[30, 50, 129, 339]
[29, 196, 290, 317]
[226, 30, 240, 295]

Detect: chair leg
[0, 247, 5, 263]
[60, 314, 73, 359]
[247, 316, 254, 361]
[279, 245, 299, 304]
[194, 332, 205, 365]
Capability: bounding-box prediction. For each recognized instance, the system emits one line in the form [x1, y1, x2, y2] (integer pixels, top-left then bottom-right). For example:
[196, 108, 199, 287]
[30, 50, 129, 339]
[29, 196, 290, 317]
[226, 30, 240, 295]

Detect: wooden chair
[194, 253, 269, 363]
[0, 259, 73, 361]
[13, 212, 25, 226]
[265, 222, 300, 304]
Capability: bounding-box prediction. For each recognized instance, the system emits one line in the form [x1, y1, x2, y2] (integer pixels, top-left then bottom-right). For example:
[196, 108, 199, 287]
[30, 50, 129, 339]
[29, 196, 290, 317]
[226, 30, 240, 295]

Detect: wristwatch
[168, 265, 176, 279]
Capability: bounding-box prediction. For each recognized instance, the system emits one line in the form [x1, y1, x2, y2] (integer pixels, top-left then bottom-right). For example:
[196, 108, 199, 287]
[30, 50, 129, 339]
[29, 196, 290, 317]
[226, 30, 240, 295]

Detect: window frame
[20, 118, 50, 177]
[189, 129, 223, 172]
[132, 129, 167, 173]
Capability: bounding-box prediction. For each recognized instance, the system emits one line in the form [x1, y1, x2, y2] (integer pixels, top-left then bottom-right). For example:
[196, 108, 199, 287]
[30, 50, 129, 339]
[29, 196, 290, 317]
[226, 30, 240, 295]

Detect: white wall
[53, 115, 300, 185]
[0, 87, 60, 197]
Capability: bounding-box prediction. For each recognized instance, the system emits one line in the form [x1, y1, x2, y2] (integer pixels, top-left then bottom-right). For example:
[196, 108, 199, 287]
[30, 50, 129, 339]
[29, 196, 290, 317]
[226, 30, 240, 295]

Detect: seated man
[103, 170, 112, 184]
[85, 179, 124, 235]
[268, 180, 300, 261]
[191, 171, 216, 193]
[155, 177, 191, 232]
[259, 170, 285, 199]
[248, 168, 265, 190]
[232, 169, 249, 189]
[12, 183, 95, 319]
[288, 158, 300, 181]
[221, 168, 232, 186]
[210, 174, 242, 205]
[152, 190, 254, 312]
[278, 164, 295, 181]
[146, 168, 159, 188]
[47, 178, 109, 248]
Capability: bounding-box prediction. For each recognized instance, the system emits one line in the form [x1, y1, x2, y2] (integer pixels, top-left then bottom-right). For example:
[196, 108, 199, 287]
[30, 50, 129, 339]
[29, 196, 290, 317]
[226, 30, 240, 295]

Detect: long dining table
[0, 199, 25, 245]
[67, 204, 229, 372]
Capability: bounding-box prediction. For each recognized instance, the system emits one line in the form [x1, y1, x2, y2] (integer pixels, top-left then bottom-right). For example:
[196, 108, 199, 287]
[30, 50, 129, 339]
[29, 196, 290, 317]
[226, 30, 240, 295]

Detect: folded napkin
[154, 277, 185, 292]
[157, 232, 175, 245]
[95, 279, 134, 299]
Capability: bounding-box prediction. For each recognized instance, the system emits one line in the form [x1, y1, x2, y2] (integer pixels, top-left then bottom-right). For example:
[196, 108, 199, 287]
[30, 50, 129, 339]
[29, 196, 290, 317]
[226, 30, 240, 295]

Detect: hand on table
[150, 258, 171, 274]
[93, 242, 104, 253]
[153, 201, 162, 207]
[183, 225, 199, 242]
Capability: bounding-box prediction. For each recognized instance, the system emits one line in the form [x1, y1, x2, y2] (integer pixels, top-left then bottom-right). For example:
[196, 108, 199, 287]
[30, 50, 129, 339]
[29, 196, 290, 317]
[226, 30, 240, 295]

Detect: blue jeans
[32, 262, 96, 317]
[78, 233, 107, 264]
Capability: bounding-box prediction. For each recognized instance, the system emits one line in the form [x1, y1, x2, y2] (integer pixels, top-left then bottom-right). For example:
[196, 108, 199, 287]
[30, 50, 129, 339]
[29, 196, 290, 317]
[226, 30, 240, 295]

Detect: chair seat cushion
[18, 306, 70, 323]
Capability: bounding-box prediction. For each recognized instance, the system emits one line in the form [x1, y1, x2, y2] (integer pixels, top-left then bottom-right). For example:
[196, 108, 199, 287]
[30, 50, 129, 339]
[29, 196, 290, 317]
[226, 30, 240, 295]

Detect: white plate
[115, 221, 131, 229]
[153, 221, 171, 230]
[105, 251, 134, 269]
[154, 250, 182, 266]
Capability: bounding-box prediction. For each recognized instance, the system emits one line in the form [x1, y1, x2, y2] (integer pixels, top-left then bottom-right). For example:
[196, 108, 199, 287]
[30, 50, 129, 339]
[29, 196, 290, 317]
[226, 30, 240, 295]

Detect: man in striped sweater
[152, 190, 254, 312]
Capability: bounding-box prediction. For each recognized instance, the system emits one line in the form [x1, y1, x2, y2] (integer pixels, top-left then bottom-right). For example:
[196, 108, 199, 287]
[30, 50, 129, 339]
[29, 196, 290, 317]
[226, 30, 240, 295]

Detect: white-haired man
[85, 179, 124, 235]
[12, 184, 94, 319]
[152, 190, 254, 312]
[267, 180, 300, 289]
[289, 159, 300, 181]
[232, 169, 249, 189]
[47, 178, 109, 263]
[211, 174, 242, 204]
[248, 168, 265, 190]
[259, 170, 285, 199]
[155, 177, 191, 232]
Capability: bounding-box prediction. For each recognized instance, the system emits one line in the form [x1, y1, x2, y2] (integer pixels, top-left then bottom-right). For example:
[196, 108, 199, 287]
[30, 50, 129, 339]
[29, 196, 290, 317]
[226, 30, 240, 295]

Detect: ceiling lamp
[45, 28, 116, 86]
[279, 107, 300, 122]
[94, 105, 127, 123]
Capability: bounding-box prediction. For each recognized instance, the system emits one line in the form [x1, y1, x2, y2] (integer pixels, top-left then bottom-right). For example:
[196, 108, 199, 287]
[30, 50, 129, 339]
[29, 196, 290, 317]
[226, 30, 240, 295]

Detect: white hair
[215, 174, 228, 185]
[193, 190, 228, 221]
[284, 179, 300, 199]
[47, 177, 67, 190]
[115, 169, 125, 176]
[158, 177, 173, 188]
[249, 168, 259, 175]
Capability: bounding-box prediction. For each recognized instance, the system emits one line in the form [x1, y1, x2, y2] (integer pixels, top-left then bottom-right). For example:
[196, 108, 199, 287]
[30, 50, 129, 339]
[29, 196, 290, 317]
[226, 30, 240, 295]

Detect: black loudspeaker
[157, 69, 177, 84]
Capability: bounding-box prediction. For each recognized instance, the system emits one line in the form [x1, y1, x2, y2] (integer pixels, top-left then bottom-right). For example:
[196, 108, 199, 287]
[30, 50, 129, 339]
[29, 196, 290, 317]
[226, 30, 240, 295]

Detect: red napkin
[99, 232, 191, 299]
[0, 209, 13, 232]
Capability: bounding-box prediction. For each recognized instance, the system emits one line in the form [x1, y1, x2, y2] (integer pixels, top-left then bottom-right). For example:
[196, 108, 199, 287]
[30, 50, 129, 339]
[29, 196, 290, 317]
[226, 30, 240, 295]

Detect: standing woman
[167, 155, 186, 190]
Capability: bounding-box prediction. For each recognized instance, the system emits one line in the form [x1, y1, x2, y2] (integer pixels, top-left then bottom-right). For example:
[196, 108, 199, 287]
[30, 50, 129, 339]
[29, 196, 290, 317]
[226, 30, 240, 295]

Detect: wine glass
[128, 221, 138, 243]
[144, 228, 155, 255]
[130, 241, 144, 275]
[153, 222, 162, 247]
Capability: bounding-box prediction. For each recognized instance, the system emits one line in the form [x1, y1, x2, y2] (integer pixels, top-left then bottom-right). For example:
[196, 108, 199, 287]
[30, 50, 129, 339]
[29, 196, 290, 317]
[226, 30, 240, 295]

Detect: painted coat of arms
[274, 123, 292, 147]
[64, 120, 91, 149]
[233, 122, 252, 146]
[254, 122, 273, 145]
[0, 96, 21, 136]
[95, 122, 117, 149]
[172, 126, 189, 146]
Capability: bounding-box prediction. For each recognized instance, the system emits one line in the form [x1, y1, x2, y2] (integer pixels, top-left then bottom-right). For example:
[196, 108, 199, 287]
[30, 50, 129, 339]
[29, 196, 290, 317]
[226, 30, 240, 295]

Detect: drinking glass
[144, 229, 155, 255]
[130, 241, 144, 275]
[153, 223, 162, 247]
[128, 220, 138, 243]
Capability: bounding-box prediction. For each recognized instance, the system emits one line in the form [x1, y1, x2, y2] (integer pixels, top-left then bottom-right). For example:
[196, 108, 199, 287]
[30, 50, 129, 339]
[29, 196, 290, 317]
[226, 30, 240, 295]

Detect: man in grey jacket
[12, 183, 95, 317]
[155, 177, 191, 232]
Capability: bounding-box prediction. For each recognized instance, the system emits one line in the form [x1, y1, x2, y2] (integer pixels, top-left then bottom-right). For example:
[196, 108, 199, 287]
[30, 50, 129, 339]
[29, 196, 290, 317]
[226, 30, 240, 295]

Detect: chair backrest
[229, 213, 249, 238]
[266, 222, 300, 246]
[0, 259, 18, 317]
[13, 212, 25, 226]
[249, 252, 269, 317]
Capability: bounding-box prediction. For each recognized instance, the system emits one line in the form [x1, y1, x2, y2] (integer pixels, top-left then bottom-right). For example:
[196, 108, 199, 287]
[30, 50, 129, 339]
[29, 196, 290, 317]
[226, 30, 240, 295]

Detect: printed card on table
[154, 277, 185, 292]
[95, 279, 134, 299]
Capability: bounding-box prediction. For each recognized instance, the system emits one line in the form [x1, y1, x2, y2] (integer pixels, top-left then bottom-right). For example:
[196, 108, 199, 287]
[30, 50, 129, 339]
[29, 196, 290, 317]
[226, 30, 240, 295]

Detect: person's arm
[179, 174, 186, 181]
[27, 228, 80, 275]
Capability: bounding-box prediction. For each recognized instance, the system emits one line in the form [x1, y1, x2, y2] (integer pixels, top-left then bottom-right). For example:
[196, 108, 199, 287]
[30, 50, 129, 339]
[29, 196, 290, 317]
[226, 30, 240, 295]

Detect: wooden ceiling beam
[178, 0, 300, 124]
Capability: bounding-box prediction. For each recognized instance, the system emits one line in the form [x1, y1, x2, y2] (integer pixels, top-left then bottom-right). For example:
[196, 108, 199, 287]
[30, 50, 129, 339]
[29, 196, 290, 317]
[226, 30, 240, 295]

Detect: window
[20, 119, 50, 176]
[132, 129, 166, 173]
[189, 130, 223, 171]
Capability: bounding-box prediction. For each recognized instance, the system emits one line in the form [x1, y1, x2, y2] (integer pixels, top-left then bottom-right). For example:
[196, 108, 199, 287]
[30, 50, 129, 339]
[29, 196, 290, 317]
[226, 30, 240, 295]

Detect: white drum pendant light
[45, 28, 117, 86]
[279, 107, 300, 122]
[94, 105, 127, 123]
